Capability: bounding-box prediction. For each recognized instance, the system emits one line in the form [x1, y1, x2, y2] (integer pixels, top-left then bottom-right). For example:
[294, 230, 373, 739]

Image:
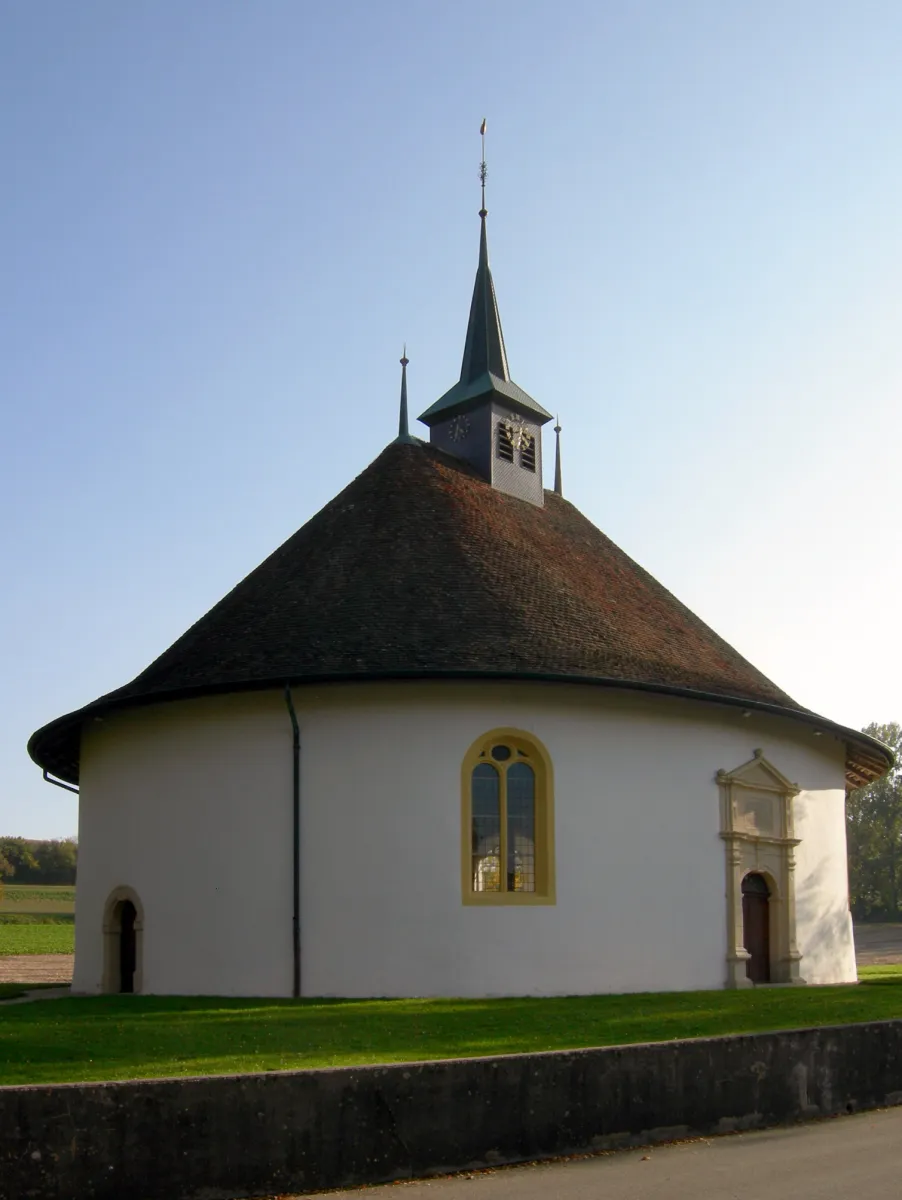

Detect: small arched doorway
[102, 888, 144, 994]
[119, 901, 137, 993]
[742, 873, 771, 983]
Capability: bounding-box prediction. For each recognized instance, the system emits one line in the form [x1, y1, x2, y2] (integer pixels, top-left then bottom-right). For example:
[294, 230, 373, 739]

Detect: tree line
[0, 838, 77, 886]
[847, 721, 902, 921]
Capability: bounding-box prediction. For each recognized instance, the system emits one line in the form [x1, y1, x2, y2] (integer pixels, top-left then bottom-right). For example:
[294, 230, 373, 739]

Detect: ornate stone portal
[718, 749, 805, 987]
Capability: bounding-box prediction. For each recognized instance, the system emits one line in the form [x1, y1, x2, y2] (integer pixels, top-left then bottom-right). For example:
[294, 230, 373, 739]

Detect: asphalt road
[323, 1107, 902, 1200]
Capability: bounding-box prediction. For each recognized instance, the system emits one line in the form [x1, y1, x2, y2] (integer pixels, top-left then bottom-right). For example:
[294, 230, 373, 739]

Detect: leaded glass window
[471, 763, 501, 892]
[506, 762, 535, 892]
[469, 744, 539, 895]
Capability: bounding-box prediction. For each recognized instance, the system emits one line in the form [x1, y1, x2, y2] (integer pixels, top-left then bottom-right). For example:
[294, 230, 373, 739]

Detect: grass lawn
[0, 924, 75, 955]
[0, 965, 899, 1088]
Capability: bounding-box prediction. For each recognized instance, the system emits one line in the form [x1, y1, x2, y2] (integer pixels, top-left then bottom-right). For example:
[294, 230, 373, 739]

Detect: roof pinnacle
[553, 417, 563, 497]
[394, 346, 417, 444]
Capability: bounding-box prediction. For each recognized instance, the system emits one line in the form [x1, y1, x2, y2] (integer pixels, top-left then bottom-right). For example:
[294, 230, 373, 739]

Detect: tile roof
[28, 440, 892, 788]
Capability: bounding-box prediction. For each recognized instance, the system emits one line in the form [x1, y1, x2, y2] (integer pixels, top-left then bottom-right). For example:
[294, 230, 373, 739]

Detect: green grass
[0, 924, 74, 956]
[0, 914, 74, 925]
[859, 963, 902, 979]
[0, 967, 900, 1088]
[0, 886, 76, 949]
[0, 885, 75, 914]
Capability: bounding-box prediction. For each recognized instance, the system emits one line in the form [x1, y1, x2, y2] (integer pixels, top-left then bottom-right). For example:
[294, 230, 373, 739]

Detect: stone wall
[4, 1020, 902, 1200]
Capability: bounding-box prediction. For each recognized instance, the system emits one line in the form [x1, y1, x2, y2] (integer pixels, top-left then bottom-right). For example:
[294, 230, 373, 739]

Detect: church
[29, 152, 892, 999]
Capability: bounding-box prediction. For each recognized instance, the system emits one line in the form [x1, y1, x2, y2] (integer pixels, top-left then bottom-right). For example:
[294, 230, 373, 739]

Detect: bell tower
[417, 122, 552, 506]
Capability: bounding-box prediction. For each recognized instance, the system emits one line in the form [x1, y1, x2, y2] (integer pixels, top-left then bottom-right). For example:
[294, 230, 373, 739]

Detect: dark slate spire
[554, 417, 563, 496]
[458, 207, 510, 384]
[418, 122, 551, 428]
[395, 347, 417, 444]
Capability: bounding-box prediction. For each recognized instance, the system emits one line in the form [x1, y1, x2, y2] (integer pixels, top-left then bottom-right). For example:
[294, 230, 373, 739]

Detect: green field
[0, 884, 75, 914]
[0, 885, 75, 953]
[0, 924, 74, 955]
[0, 965, 899, 1088]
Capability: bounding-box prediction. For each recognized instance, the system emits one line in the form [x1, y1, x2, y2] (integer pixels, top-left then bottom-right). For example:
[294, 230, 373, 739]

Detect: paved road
[853, 923, 902, 965]
[323, 1108, 902, 1200]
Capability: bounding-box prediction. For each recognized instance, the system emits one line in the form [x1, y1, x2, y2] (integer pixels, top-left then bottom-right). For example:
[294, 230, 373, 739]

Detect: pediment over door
[717, 748, 799, 796]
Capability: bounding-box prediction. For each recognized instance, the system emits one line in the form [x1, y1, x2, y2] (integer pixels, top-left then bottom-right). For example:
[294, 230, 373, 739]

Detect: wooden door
[119, 901, 137, 994]
[742, 873, 770, 983]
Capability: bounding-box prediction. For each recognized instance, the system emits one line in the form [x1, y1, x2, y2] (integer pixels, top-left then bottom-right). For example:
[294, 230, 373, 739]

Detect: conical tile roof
[28, 440, 892, 788]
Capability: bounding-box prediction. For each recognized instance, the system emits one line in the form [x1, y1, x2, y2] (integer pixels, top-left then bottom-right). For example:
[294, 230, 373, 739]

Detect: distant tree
[34, 839, 78, 885]
[0, 838, 38, 881]
[847, 722, 902, 921]
[0, 848, 14, 879]
[0, 838, 77, 885]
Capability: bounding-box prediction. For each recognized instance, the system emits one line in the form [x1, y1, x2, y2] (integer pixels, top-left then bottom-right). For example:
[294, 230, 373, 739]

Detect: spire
[417, 122, 551, 428]
[394, 347, 417, 444]
[459, 119, 510, 385]
[553, 418, 563, 496]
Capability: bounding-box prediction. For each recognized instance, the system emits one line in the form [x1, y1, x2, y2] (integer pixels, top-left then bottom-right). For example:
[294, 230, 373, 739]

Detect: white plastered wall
[793, 778, 857, 984]
[74, 681, 855, 997]
[76, 692, 293, 996]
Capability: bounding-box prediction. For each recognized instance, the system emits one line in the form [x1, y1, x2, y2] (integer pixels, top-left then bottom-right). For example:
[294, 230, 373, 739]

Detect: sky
[2, 1, 901, 838]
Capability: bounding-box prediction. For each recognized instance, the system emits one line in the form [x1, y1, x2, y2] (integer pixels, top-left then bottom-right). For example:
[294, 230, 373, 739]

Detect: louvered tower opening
[497, 424, 514, 462]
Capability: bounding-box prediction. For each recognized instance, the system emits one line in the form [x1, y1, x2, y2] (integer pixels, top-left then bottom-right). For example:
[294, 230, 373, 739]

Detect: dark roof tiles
[28, 440, 892, 787]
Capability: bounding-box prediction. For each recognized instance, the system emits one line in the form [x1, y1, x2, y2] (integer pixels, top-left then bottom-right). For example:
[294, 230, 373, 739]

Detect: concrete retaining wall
[4, 1020, 902, 1200]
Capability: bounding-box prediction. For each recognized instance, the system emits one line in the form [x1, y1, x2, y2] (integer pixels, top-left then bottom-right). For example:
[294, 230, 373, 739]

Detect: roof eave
[29, 671, 894, 791]
[418, 374, 553, 425]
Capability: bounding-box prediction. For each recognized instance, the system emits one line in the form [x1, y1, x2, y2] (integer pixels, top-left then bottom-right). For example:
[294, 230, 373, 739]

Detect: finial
[553, 416, 563, 496]
[395, 346, 416, 444]
[479, 118, 488, 218]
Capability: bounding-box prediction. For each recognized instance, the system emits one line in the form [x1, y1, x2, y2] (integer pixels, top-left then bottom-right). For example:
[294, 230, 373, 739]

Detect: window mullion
[500, 767, 509, 893]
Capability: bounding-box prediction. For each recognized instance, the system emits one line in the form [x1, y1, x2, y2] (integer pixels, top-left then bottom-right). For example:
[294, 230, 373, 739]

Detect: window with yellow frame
[461, 729, 556, 905]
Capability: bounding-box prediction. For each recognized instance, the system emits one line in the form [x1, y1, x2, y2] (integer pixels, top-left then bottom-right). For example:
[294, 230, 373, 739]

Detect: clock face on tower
[448, 415, 471, 443]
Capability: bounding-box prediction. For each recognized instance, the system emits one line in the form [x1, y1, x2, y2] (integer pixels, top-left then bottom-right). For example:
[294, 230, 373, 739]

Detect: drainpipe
[283, 685, 301, 998]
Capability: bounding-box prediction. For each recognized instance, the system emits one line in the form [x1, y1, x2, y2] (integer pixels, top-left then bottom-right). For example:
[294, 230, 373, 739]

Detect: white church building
[29, 176, 892, 1000]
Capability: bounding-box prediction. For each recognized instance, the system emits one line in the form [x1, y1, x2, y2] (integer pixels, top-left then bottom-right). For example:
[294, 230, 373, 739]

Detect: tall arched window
[462, 729, 555, 905]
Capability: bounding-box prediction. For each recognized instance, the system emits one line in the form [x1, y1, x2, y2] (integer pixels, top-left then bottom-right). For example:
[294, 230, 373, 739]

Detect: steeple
[459, 128, 510, 385]
[418, 122, 552, 429]
[394, 347, 417, 444]
[554, 418, 563, 496]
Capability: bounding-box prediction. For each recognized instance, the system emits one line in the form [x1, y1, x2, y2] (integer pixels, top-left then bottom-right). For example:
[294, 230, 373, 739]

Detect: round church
[29, 181, 892, 999]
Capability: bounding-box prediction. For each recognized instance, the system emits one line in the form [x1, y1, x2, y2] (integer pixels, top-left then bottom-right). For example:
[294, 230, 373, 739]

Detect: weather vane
[479, 117, 487, 217]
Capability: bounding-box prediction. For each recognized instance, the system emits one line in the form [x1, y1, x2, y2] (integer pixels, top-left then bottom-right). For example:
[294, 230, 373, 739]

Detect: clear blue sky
[3, 2, 901, 837]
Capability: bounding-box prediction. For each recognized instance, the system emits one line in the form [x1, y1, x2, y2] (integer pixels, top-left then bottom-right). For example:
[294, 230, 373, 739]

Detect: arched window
[462, 729, 555, 905]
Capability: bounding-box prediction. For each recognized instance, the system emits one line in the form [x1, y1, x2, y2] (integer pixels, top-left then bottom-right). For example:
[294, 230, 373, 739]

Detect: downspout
[283, 685, 301, 999]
